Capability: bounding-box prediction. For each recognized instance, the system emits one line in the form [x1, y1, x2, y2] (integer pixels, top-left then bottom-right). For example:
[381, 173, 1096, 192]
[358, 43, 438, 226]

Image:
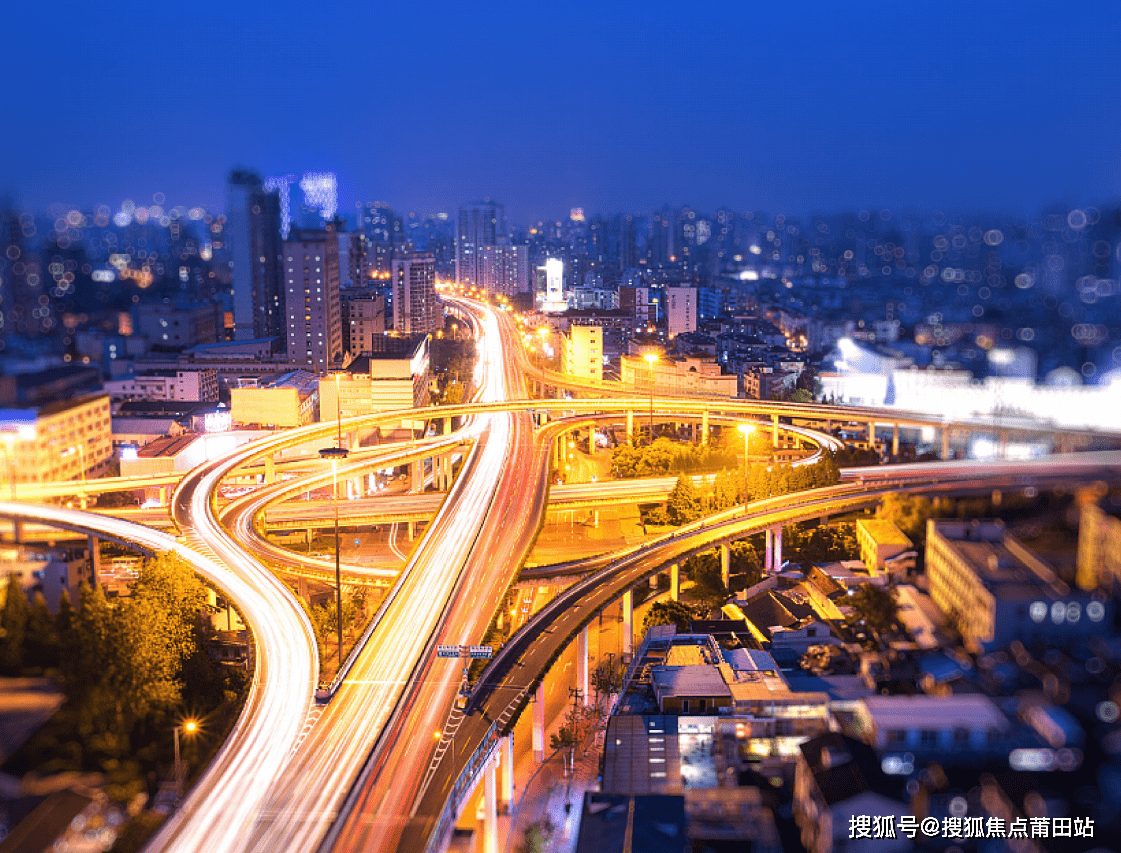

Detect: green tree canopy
[640, 600, 695, 637]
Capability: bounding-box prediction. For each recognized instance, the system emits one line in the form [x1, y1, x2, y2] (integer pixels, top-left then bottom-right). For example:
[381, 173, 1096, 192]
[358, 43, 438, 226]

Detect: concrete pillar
[444, 416, 452, 435]
[701, 410, 710, 445]
[868, 421, 875, 446]
[264, 455, 276, 484]
[407, 520, 415, 541]
[765, 529, 773, 572]
[578, 625, 590, 705]
[591, 509, 599, 527]
[533, 682, 545, 762]
[501, 734, 515, 809]
[483, 753, 498, 853]
[410, 459, 422, 493]
[158, 484, 168, 507]
[626, 410, 634, 443]
[771, 414, 780, 447]
[622, 589, 633, 657]
[649, 574, 658, 589]
[720, 543, 730, 588]
[87, 535, 101, 586]
[941, 428, 951, 460]
[552, 437, 560, 469]
[670, 563, 680, 601]
[892, 423, 900, 458]
[773, 527, 783, 572]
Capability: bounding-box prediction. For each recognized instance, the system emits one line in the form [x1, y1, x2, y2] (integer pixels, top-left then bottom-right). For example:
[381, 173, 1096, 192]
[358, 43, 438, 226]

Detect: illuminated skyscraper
[226, 170, 285, 344]
[392, 252, 437, 334]
[283, 225, 343, 374]
[480, 243, 529, 296]
[456, 201, 507, 288]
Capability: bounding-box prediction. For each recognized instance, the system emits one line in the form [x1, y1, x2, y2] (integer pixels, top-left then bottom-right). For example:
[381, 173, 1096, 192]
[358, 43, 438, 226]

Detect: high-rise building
[456, 201, 507, 287]
[283, 227, 343, 374]
[391, 252, 438, 334]
[666, 286, 697, 337]
[227, 170, 285, 344]
[341, 288, 386, 356]
[480, 243, 530, 296]
[562, 324, 603, 382]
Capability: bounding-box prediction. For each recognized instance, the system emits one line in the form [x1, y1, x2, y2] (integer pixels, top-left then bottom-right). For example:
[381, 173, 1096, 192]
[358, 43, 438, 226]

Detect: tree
[665, 475, 702, 525]
[729, 541, 763, 590]
[23, 592, 58, 670]
[710, 469, 742, 510]
[876, 493, 934, 543]
[846, 584, 899, 637]
[640, 600, 695, 637]
[692, 559, 728, 608]
[0, 575, 29, 673]
[515, 817, 557, 853]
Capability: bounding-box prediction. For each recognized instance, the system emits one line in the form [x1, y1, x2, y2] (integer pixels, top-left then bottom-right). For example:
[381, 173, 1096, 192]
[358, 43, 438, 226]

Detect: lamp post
[643, 351, 658, 444]
[333, 372, 344, 450]
[738, 423, 755, 512]
[319, 446, 350, 668]
[173, 718, 198, 794]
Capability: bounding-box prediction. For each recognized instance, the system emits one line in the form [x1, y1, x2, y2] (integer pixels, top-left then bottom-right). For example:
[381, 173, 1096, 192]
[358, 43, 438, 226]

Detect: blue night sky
[1, 0, 1118, 223]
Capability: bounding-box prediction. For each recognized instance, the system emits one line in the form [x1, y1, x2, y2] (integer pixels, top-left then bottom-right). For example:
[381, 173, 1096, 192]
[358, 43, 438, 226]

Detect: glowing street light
[644, 352, 658, 444]
[318, 445, 350, 668]
[174, 718, 199, 794]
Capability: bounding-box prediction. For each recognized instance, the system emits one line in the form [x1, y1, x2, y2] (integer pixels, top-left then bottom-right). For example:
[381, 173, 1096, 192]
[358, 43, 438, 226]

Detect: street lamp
[643, 352, 658, 444]
[174, 718, 198, 794]
[333, 372, 344, 450]
[318, 446, 350, 669]
[738, 423, 755, 511]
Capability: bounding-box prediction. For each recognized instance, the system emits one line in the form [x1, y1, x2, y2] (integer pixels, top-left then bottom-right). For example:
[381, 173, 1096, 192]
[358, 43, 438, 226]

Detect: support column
[720, 543, 731, 588]
[622, 589, 633, 657]
[765, 529, 773, 572]
[670, 563, 680, 601]
[533, 682, 545, 762]
[868, 421, 875, 447]
[626, 410, 634, 443]
[87, 535, 101, 586]
[941, 428, 951, 460]
[771, 414, 780, 447]
[552, 437, 560, 469]
[501, 734, 514, 810]
[444, 416, 452, 435]
[410, 459, 422, 493]
[591, 509, 599, 527]
[649, 574, 658, 589]
[407, 520, 415, 541]
[297, 576, 310, 603]
[578, 625, 589, 705]
[891, 423, 900, 458]
[701, 410, 710, 445]
[264, 455, 275, 484]
[773, 526, 783, 572]
[483, 753, 498, 853]
[157, 484, 168, 507]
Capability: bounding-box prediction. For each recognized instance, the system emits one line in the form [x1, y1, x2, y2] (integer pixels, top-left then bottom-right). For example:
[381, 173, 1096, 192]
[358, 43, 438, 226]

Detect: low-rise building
[230, 370, 320, 428]
[855, 519, 914, 575]
[103, 368, 219, 403]
[1076, 497, 1121, 593]
[319, 334, 429, 424]
[621, 352, 738, 398]
[1, 542, 97, 611]
[926, 519, 1110, 652]
[853, 694, 1012, 761]
[742, 366, 798, 400]
[133, 299, 221, 349]
[794, 732, 911, 853]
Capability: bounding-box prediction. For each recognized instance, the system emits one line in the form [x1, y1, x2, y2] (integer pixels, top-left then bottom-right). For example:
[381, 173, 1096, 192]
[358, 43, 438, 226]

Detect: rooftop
[856, 518, 913, 547]
[860, 694, 1009, 733]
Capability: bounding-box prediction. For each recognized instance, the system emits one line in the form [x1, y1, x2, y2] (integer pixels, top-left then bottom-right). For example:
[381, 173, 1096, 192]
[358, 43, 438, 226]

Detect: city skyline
[2, 2, 1119, 222]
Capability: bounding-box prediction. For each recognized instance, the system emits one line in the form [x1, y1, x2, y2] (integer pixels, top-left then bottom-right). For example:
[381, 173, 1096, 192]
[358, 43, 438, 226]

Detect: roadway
[0, 501, 317, 853]
[403, 450, 1121, 853]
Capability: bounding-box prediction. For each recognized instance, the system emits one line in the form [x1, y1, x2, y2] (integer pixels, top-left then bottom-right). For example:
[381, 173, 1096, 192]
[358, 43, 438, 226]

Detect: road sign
[436, 645, 461, 658]
[468, 645, 494, 659]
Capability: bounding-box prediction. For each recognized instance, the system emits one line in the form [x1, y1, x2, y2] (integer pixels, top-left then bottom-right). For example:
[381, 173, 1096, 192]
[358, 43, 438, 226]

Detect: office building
[283, 227, 344, 374]
[226, 170, 285, 344]
[666, 286, 697, 337]
[926, 519, 1110, 653]
[319, 334, 430, 420]
[456, 201, 507, 287]
[391, 252, 437, 334]
[0, 395, 112, 487]
[620, 352, 738, 397]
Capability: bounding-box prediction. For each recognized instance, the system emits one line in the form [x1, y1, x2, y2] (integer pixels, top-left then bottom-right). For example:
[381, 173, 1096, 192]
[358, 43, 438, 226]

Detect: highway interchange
[4, 295, 1121, 853]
